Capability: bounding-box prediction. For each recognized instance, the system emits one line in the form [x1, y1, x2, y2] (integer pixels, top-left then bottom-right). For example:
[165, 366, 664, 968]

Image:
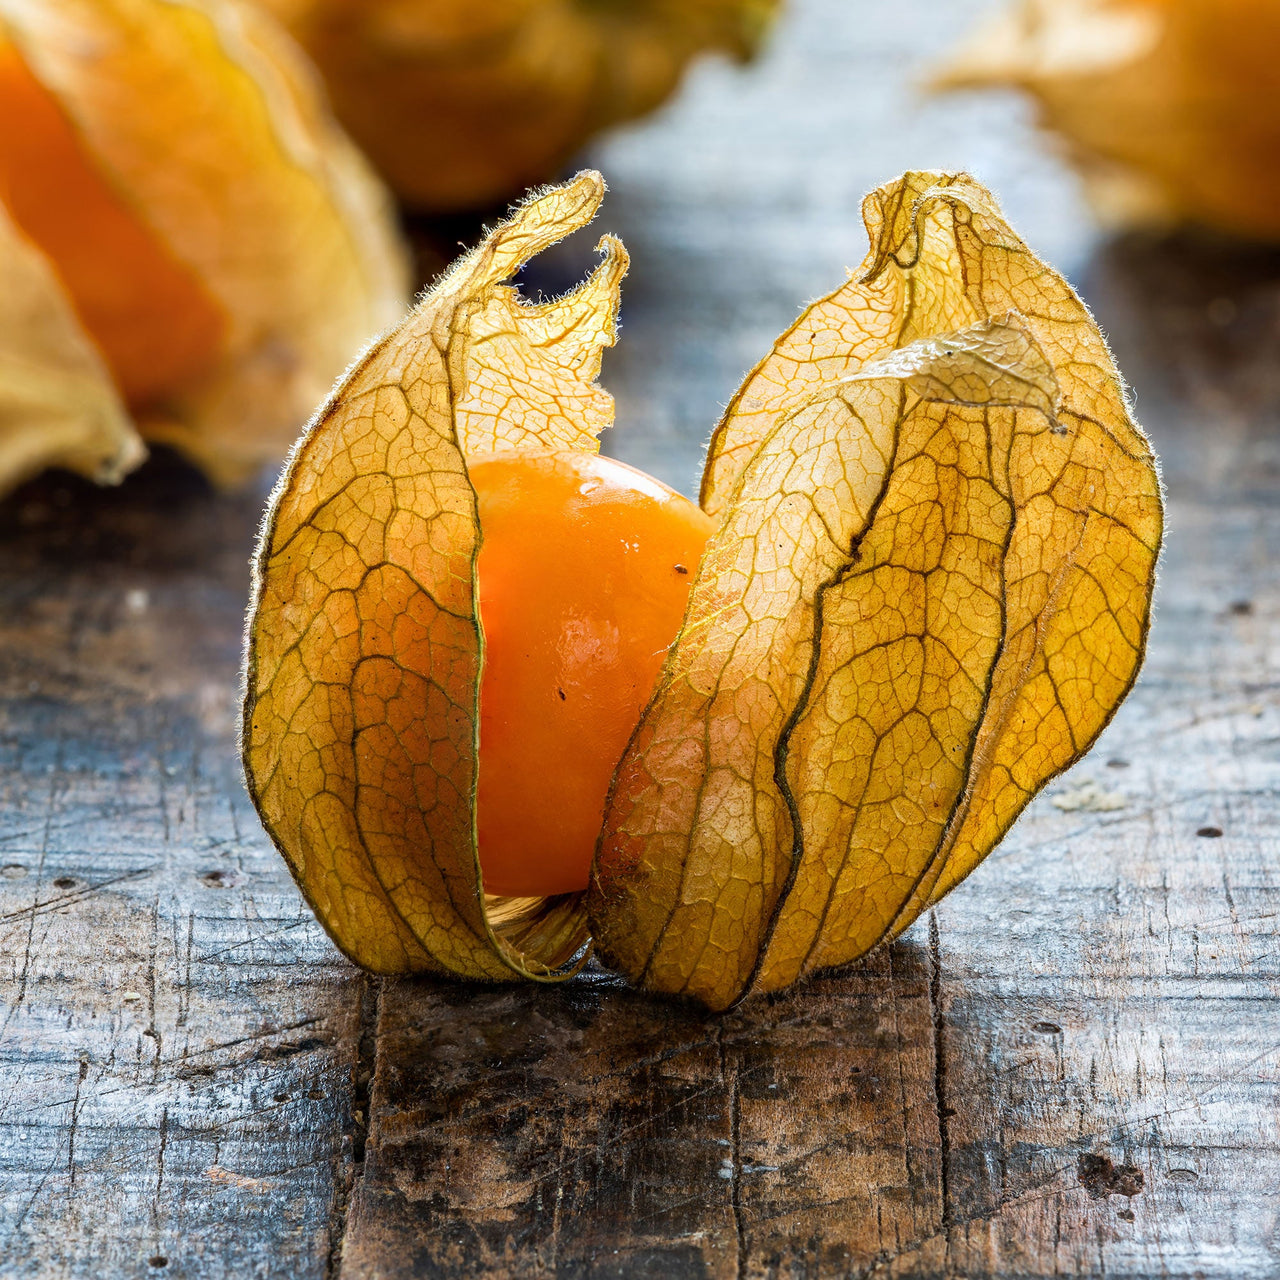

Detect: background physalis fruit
[0, 0, 408, 497]
[242, 169, 1162, 1010]
[253, 0, 780, 211]
[934, 0, 1280, 241]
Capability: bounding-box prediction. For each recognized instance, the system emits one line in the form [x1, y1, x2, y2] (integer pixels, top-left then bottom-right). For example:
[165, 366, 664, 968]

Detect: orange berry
[470, 449, 716, 897]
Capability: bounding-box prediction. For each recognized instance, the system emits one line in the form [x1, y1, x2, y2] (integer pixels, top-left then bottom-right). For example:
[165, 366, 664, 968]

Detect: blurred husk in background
[934, 0, 1280, 242]
[0, 0, 408, 498]
[0, 0, 782, 500]
[256, 0, 780, 212]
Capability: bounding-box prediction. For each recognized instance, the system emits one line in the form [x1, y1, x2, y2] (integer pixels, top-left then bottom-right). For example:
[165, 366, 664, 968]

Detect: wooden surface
[3, 0, 1280, 1276]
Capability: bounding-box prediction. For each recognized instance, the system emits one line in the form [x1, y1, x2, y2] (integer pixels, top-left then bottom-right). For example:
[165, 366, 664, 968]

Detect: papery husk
[244, 170, 1161, 1010]
[243, 172, 625, 980]
[590, 171, 1162, 1010]
[0, 0, 408, 489]
[255, 0, 779, 211]
[933, 0, 1280, 240]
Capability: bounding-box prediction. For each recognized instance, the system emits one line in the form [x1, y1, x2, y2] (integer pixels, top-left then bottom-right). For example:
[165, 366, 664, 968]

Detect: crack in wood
[718, 1021, 747, 1279]
[928, 911, 953, 1251]
[327, 975, 380, 1280]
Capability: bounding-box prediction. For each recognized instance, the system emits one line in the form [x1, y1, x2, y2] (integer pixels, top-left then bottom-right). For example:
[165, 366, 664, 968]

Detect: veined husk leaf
[933, 0, 1280, 240]
[244, 169, 1161, 1010]
[254, 0, 779, 211]
[0, 0, 408, 487]
[589, 171, 1162, 1010]
[243, 171, 626, 980]
[0, 203, 143, 492]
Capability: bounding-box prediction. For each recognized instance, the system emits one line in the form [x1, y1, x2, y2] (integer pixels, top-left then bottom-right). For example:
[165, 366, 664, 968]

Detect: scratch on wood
[156, 1106, 169, 1201]
[928, 910, 953, 1249]
[66, 1056, 86, 1189]
[0, 739, 60, 1044]
[0, 868, 151, 925]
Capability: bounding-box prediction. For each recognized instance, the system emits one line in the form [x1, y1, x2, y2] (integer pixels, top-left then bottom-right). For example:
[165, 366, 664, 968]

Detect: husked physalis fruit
[243, 169, 1162, 1009]
[0, 0, 407, 496]
[473, 450, 716, 898]
[254, 0, 779, 211]
[934, 0, 1280, 240]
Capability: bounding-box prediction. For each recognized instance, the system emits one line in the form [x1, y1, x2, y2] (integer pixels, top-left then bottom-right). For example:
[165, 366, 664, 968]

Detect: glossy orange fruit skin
[470, 449, 716, 898]
[0, 37, 225, 409]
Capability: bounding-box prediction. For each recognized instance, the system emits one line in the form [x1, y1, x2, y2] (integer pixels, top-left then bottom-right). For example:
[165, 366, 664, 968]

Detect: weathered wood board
[0, 460, 372, 1277]
[3, 0, 1280, 1276]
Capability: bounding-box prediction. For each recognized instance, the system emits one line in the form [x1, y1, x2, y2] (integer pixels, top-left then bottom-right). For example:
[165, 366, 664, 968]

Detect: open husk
[0, 0, 408, 494]
[243, 170, 1162, 1008]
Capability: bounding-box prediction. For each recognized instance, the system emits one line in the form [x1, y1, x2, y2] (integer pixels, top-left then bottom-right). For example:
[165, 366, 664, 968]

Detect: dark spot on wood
[273, 1093, 289, 1104]
[1197, 826, 1223, 838]
[1229, 599, 1254, 616]
[53, 877, 76, 890]
[1117, 1208, 1135, 1222]
[1078, 1152, 1144, 1199]
[199, 869, 242, 888]
[147, 1257, 168, 1269]
[1033, 1021, 1062, 1035]
[1106, 758, 1130, 769]
[1168, 1168, 1200, 1183]
[307, 1089, 325, 1101]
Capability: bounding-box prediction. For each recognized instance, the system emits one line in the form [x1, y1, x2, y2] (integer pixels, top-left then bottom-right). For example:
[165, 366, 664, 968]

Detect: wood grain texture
[3, 0, 1280, 1276]
[0, 462, 370, 1277]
